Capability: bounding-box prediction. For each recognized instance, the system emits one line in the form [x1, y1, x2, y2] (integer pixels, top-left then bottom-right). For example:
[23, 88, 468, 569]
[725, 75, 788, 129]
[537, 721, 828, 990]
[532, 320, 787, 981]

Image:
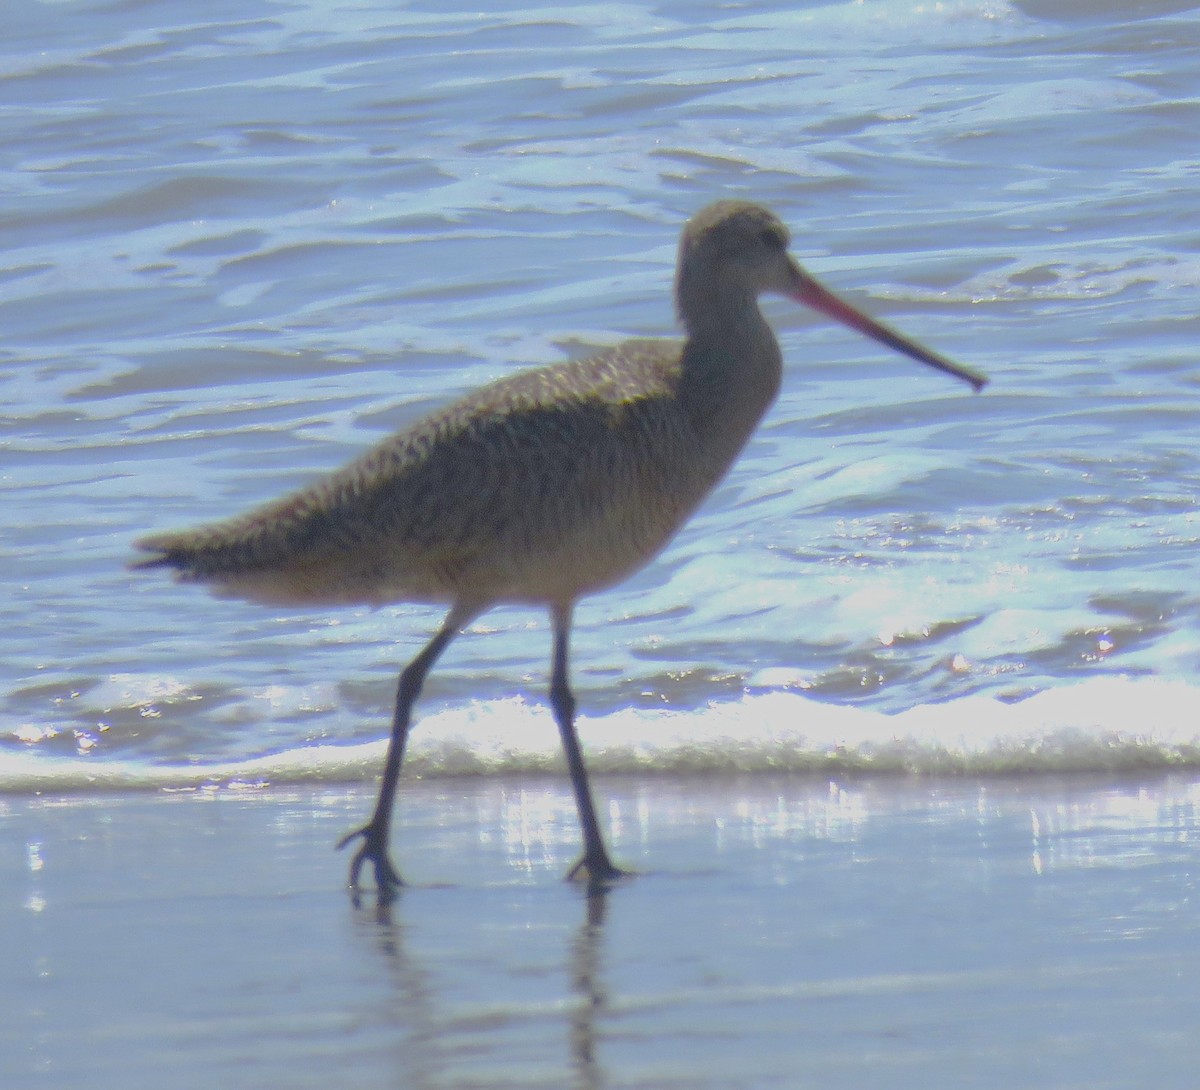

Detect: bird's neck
[677, 293, 783, 458]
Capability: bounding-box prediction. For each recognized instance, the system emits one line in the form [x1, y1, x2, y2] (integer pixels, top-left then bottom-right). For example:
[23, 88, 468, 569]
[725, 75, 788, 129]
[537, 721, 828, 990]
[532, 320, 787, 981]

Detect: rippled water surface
[4, 0, 1200, 780]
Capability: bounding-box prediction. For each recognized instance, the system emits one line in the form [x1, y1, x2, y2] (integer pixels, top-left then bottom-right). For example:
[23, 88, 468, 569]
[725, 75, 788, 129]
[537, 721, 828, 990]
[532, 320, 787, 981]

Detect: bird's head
[676, 200, 987, 393]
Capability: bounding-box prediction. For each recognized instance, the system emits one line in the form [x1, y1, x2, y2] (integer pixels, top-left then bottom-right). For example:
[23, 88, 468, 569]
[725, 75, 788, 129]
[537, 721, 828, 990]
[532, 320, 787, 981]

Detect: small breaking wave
[4, 676, 1199, 795]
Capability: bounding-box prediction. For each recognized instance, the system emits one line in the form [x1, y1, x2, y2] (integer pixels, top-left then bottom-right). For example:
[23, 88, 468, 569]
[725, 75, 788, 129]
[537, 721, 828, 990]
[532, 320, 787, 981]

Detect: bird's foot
[337, 822, 404, 905]
[565, 852, 631, 887]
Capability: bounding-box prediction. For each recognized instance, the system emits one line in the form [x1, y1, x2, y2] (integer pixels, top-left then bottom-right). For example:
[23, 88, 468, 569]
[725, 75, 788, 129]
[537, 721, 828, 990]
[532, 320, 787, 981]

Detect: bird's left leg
[338, 600, 481, 903]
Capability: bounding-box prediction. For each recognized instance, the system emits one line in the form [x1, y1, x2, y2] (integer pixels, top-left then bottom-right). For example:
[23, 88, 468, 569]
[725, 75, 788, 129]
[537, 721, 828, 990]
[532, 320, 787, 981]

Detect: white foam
[4, 676, 1199, 794]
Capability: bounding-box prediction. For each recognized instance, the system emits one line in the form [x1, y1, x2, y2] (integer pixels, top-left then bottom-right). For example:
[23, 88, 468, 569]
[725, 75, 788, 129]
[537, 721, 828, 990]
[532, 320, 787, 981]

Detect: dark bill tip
[791, 270, 988, 393]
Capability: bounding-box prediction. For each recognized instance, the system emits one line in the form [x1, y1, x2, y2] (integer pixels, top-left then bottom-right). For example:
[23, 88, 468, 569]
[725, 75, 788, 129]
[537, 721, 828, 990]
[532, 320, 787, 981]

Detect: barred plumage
[134, 200, 985, 899]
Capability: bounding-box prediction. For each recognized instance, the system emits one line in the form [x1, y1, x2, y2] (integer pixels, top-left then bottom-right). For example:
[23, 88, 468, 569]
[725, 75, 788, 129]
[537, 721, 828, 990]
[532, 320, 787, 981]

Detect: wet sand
[5, 774, 1199, 1089]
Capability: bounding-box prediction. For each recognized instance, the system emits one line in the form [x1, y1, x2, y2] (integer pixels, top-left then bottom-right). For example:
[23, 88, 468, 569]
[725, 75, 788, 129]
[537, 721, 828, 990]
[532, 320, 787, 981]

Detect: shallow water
[4, 0, 1200, 780]
[6, 776, 1200, 1088]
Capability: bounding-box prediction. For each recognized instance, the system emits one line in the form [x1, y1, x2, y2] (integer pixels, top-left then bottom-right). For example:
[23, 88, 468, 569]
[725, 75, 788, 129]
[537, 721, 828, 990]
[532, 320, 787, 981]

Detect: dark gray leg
[338, 601, 479, 902]
[550, 602, 627, 884]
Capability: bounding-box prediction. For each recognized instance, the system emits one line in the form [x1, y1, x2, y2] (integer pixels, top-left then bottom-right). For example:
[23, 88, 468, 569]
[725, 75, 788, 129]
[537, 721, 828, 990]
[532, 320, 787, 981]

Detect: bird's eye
[758, 228, 782, 249]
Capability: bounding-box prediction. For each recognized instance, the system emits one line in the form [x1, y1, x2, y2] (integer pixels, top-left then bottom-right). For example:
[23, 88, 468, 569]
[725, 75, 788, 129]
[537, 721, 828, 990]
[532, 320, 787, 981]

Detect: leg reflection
[568, 885, 612, 1090]
[349, 898, 443, 1090]
[348, 885, 617, 1089]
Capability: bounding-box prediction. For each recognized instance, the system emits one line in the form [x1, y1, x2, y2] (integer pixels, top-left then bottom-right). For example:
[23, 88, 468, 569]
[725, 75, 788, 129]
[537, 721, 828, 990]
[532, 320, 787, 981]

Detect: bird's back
[135, 338, 736, 608]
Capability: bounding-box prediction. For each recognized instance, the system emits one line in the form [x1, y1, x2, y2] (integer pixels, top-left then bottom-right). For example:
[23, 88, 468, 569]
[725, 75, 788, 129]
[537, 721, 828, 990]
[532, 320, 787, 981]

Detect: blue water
[4, 0, 1200, 788]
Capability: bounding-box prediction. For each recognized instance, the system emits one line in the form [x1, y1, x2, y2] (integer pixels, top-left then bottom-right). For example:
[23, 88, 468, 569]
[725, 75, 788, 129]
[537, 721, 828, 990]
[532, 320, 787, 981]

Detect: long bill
[789, 265, 988, 393]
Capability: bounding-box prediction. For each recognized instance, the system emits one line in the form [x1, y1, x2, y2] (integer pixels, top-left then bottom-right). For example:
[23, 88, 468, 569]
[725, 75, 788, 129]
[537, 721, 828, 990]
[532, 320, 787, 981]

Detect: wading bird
[134, 200, 987, 900]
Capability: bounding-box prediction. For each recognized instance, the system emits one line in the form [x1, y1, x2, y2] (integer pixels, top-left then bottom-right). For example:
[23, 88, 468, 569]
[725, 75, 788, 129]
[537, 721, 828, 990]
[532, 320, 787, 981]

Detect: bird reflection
[348, 899, 442, 1090]
[568, 885, 612, 1090]
[349, 884, 614, 1090]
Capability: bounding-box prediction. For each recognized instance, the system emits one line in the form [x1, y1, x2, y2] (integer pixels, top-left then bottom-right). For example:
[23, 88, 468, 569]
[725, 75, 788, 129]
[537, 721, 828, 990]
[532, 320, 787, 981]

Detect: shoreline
[7, 775, 1200, 1087]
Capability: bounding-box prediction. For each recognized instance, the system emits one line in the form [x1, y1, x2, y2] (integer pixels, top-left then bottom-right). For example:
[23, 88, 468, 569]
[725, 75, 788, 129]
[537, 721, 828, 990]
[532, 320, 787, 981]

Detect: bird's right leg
[338, 601, 479, 903]
[549, 602, 628, 886]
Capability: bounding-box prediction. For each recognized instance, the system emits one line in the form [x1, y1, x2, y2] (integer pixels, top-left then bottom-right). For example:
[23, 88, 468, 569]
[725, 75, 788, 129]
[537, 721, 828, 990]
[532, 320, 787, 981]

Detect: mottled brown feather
[133, 332, 758, 607]
[133, 201, 903, 611]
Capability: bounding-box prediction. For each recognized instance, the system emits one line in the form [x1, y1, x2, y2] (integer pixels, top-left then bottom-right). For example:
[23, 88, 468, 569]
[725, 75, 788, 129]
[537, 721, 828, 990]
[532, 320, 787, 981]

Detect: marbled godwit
[134, 200, 987, 899]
